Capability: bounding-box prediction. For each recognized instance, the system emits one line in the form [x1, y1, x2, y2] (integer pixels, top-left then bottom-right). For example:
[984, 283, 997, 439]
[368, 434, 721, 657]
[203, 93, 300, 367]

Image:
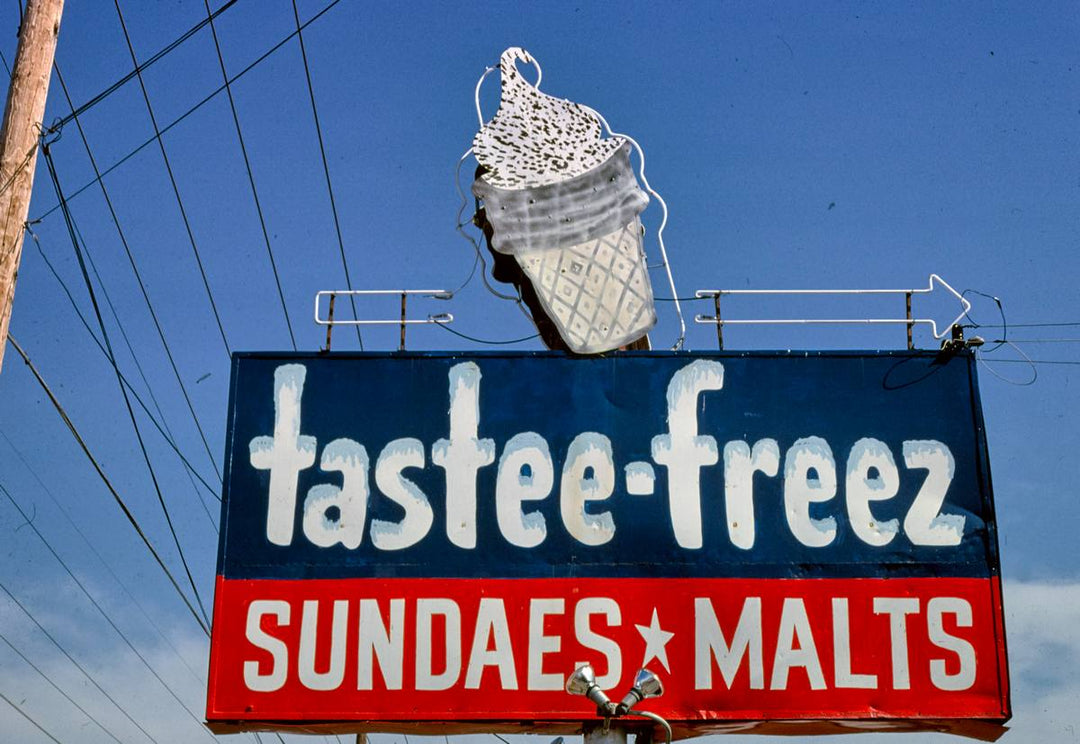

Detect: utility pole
[0, 0, 64, 372]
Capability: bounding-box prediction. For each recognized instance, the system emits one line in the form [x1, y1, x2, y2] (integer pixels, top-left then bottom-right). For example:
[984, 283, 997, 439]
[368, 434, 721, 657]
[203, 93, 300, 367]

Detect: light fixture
[615, 668, 665, 715]
[565, 664, 616, 716]
[565, 664, 672, 744]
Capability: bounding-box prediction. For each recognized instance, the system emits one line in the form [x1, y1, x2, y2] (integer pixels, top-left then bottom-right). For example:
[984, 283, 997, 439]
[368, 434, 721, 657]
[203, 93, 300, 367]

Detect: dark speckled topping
[473, 47, 625, 189]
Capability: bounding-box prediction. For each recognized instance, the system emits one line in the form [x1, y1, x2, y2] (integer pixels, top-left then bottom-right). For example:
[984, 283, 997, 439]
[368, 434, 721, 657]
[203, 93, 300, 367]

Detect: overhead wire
[970, 321, 1080, 329]
[0, 481, 218, 741]
[655, 295, 709, 302]
[7, 335, 210, 636]
[290, 0, 364, 349]
[0, 139, 36, 198]
[452, 147, 530, 308]
[57, 90, 221, 535]
[31, 0, 347, 224]
[204, 0, 297, 350]
[41, 142, 212, 628]
[0, 627, 125, 743]
[26, 227, 221, 505]
[0, 690, 63, 744]
[48, 0, 241, 132]
[73, 220, 220, 527]
[974, 340, 1039, 386]
[978, 358, 1080, 366]
[0, 426, 206, 685]
[52, 62, 224, 486]
[992, 338, 1080, 343]
[957, 288, 1041, 385]
[0, 576, 160, 743]
[962, 288, 1007, 352]
[113, 0, 232, 358]
[434, 321, 538, 346]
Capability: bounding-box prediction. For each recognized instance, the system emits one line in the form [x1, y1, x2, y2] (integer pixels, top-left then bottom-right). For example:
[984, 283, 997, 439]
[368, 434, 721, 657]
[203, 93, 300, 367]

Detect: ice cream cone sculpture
[471, 47, 657, 354]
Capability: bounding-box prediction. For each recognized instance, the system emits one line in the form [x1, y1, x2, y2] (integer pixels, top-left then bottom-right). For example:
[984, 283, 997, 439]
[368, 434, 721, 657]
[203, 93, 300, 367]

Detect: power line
[992, 338, 1080, 344]
[30, 0, 347, 224]
[980, 358, 1080, 366]
[0, 426, 206, 686]
[49, 0, 241, 132]
[973, 321, 1080, 329]
[113, 0, 232, 358]
[41, 142, 212, 629]
[0, 480, 216, 742]
[0, 577, 160, 743]
[434, 322, 539, 346]
[203, 0, 296, 350]
[27, 227, 221, 506]
[291, 0, 363, 350]
[0, 628, 125, 743]
[0, 690, 63, 744]
[7, 335, 210, 636]
[74, 219, 220, 527]
[52, 62, 225, 487]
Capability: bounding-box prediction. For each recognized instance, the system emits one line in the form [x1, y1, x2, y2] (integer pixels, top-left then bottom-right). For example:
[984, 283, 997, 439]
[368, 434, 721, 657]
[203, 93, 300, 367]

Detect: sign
[206, 351, 1009, 737]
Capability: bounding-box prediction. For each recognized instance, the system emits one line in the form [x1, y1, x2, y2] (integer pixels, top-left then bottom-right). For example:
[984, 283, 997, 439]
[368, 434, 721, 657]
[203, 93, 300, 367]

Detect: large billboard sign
[206, 351, 1009, 737]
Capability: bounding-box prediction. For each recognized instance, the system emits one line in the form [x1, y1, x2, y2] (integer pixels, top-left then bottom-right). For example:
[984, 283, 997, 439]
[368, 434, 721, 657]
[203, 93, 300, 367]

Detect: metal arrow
[694, 273, 972, 346]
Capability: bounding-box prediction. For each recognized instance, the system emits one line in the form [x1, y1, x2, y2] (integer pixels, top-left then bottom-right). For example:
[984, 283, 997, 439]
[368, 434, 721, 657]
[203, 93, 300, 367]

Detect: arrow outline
[695, 273, 972, 340]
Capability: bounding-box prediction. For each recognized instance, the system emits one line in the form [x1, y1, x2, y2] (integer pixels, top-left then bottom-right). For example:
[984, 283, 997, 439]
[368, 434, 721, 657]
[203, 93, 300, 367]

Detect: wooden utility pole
[0, 0, 64, 372]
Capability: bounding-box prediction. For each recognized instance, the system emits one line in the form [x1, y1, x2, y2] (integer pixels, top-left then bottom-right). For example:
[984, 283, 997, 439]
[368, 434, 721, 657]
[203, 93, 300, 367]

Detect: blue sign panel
[218, 351, 999, 580]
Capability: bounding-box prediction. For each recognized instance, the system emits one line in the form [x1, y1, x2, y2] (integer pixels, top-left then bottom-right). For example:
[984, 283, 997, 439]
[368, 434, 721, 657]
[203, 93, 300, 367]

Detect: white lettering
[846, 438, 900, 547]
[303, 438, 369, 549]
[694, 597, 763, 690]
[874, 597, 919, 689]
[928, 597, 976, 690]
[652, 360, 724, 549]
[496, 432, 553, 548]
[244, 600, 290, 692]
[251, 365, 316, 546]
[465, 598, 518, 689]
[904, 441, 964, 545]
[771, 598, 826, 690]
[415, 598, 461, 690]
[432, 363, 496, 549]
[722, 439, 780, 550]
[371, 438, 433, 551]
[357, 598, 404, 690]
[527, 598, 564, 690]
[784, 437, 838, 548]
[832, 598, 877, 688]
[575, 598, 622, 689]
[560, 433, 616, 546]
[298, 599, 348, 690]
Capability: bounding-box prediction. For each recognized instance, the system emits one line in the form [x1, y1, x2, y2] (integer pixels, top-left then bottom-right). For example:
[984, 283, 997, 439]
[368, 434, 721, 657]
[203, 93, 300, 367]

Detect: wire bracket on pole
[694, 273, 971, 347]
[315, 289, 453, 351]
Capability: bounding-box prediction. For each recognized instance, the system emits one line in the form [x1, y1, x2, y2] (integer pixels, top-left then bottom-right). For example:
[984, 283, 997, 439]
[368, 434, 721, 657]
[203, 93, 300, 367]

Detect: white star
[635, 608, 674, 673]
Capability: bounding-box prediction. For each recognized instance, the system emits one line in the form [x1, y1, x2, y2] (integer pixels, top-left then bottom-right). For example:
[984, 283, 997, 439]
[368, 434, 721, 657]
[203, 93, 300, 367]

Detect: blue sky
[0, 0, 1078, 741]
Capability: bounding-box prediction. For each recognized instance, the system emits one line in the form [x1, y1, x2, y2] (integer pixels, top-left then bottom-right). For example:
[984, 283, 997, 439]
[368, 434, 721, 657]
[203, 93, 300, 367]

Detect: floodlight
[565, 664, 615, 715]
[615, 668, 664, 715]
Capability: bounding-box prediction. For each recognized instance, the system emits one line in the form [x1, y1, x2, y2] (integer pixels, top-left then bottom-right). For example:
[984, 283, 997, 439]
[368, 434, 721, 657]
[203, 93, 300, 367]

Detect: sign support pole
[0, 0, 64, 372]
[585, 723, 628, 744]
